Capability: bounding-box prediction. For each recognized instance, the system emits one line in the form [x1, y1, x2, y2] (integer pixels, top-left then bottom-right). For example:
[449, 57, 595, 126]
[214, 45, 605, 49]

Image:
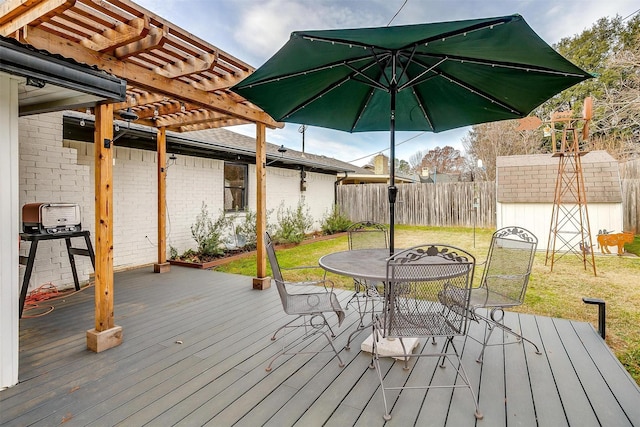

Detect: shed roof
[496, 151, 622, 203]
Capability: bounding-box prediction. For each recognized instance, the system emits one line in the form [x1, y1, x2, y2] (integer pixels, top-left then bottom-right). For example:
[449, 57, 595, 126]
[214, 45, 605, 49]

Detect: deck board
[2, 266, 639, 427]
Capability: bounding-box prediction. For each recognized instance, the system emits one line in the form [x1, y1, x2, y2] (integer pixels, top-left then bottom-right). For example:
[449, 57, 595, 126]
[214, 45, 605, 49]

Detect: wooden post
[253, 122, 270, 289]
[154, 127, 170, 273]
[86, 103, 122, 352]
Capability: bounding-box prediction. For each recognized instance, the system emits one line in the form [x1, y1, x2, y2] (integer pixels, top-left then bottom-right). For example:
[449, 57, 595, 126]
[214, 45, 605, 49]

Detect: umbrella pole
[388, 87, 397, 255]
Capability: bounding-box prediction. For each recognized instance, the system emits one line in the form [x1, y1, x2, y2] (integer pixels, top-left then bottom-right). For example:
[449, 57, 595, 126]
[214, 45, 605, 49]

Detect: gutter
[334, 171, 349, 205]
[0, 36, 126, 101]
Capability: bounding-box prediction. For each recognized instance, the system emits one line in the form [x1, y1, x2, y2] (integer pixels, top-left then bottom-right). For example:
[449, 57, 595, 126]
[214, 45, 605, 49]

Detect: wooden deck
[2, 266, 639, 426]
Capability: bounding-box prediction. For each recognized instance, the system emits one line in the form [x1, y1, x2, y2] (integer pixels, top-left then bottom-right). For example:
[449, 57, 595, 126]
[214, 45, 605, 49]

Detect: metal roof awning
[0, 35, 126, 114]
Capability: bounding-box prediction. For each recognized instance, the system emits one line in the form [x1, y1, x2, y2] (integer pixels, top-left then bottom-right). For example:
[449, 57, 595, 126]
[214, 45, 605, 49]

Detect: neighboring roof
[419, 172, 460, 184]
[63, 111, 367, 175]
[337, 173, 416, 185]
[496, 151, 622, 203]
[0, 35, 126, 113]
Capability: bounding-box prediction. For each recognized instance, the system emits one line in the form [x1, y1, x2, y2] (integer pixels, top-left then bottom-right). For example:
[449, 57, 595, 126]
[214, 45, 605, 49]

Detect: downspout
[334, 171, 349, 205]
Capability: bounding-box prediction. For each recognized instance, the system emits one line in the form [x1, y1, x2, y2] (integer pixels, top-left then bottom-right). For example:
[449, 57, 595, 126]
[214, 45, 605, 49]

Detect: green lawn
[215, 225, 640, 384]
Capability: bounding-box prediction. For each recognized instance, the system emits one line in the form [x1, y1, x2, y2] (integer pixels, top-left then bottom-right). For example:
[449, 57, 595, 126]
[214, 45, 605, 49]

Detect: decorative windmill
[518, 98, 596, 275]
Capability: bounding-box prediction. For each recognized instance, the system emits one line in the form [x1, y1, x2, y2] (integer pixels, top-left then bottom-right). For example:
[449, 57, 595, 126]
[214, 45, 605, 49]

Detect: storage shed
[496, 150, 623, 251]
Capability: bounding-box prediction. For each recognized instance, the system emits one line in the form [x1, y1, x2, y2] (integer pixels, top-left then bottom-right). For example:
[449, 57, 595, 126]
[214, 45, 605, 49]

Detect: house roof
[63, 111, 369, 175]
[496, 151, 622, 203]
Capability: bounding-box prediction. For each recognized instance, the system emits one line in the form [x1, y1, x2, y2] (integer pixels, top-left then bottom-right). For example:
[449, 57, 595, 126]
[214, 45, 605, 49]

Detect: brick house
[17, 111, 358, 296]
[496, 151, 623, 251]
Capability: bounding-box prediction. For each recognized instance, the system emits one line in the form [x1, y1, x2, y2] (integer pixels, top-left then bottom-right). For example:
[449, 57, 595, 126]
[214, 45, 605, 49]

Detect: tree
[462, 120, 542, 180]
[408, 150, 424, 173]
[419, 146, 465, 175]
[395, 158, 412, 175]
[539, 15, 640, 134]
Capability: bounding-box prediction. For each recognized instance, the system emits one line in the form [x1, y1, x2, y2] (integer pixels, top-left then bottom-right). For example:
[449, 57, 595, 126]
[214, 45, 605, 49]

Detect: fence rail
[337, 179, 639, 232]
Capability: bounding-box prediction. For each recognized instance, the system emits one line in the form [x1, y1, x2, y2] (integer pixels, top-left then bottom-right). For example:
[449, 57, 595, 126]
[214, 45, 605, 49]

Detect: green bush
[169, 245, 178, 260]
[235, 210, 258, 249]
[320, 205, 352, 235]
[274, 200, 313, 244]
[190, 202, 232, 256]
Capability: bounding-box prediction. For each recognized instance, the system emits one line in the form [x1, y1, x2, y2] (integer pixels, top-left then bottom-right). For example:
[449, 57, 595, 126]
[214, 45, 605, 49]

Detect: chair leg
[271, 315, 303, 340]
[371, 334, 392, 420]
[476, 308, 542, 363]
[344, 291, 359, 311]
[372, 334, 482, 421]
[345, 297, 375, 350]
[266, 317, 345, 372]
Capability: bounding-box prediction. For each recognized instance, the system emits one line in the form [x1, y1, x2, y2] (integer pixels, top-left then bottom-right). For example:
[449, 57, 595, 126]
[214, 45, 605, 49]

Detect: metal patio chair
[371, 244, 482, 421]
[264, 232, 345, 372]
[344, 221, 388, 349]
[468, 226, 541, 363]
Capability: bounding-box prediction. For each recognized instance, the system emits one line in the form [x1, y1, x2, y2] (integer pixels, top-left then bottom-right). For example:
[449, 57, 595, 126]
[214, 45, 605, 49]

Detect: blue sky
[135, 0, 639, 166]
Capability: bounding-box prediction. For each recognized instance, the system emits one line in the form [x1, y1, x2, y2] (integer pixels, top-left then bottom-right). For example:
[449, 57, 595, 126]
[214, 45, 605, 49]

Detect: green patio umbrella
[231, 14, 591, 254]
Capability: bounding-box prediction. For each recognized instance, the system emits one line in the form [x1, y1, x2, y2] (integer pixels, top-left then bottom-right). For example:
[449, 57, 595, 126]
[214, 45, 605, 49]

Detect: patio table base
[361, 334, 420, 360]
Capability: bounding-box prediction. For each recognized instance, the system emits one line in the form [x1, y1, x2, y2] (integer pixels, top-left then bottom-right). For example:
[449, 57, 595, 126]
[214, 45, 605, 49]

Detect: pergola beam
[18, 25, 280, 128]
[80, 16, 149, 52]
[0, 0, 75, 34]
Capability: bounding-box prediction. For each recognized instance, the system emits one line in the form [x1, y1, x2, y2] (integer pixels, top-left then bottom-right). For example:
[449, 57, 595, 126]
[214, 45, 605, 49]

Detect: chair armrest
[280, 264, 327, 287]
[282, 265, 322, 271]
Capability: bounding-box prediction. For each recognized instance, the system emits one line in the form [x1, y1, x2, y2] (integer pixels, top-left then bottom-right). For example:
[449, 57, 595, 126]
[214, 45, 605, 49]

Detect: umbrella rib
[344, 52, 391, 92]
[413, 52, 588, 78]
[394, 46, 417, 88]
[350, 88, 377, 132]
[409, 86, 435, 131]
[281, 60, 385, 120]
[440, 72, 524, 115]
[398, 57, 447, 91]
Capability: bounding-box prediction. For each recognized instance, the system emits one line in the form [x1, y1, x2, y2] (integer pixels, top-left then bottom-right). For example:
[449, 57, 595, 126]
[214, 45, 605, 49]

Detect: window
[224, 163, 247, 211]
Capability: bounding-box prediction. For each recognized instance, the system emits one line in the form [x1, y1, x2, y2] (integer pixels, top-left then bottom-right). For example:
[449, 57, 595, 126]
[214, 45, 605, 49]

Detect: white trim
[0, 73, 20, 389]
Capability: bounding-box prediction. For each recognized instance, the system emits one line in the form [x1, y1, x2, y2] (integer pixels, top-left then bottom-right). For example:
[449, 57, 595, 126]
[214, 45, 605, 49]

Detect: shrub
[320, 205, 352, 235]
[190, 202, 232, 256]
[235, 210, 258, 250]
[274, 200, 313, 244]
[169, 245, 178, 260]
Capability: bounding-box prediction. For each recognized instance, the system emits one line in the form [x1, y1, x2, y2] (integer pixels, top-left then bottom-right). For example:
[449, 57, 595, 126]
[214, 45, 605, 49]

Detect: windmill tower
[545, 98, 597, 275]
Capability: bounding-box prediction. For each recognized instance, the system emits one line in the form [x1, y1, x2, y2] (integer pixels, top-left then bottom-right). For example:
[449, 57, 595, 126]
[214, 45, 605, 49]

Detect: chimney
[374, 154, 389, 175]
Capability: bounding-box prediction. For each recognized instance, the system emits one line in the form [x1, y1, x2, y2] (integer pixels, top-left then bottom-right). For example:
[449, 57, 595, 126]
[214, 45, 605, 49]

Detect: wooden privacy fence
[623, 180, 640, 232]
[337, 180, 639, 231]
[337, 182, 496, 228]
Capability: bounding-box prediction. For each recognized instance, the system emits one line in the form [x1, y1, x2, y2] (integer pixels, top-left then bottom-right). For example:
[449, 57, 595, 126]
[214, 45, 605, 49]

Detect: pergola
[1, 0, 281, 352]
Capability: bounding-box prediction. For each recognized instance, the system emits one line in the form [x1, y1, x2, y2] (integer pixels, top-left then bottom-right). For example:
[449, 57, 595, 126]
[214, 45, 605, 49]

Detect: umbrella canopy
[231, 14, 592, 253]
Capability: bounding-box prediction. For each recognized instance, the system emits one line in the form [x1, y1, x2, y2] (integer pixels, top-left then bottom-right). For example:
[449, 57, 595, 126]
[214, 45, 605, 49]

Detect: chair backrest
[264, 232, 289, 309]
[481, 226, 538, 305]
[382, 244, 475, 339]
[347, 221, 388, 250]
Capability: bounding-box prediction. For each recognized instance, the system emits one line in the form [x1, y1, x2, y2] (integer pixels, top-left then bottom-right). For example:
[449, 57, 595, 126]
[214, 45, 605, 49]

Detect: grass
[215, 225, 640, 384]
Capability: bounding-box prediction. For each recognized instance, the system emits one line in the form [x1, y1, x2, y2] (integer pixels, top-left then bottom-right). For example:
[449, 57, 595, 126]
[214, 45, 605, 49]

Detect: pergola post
[253, 122, 270, 290]
[87, 103, 122, 352]
[154, 127, 170, 273]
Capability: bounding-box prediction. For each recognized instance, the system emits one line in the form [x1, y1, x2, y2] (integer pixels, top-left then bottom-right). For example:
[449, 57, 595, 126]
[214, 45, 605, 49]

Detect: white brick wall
[19, 113, 337, 290]
[19, 112, 93, 292]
